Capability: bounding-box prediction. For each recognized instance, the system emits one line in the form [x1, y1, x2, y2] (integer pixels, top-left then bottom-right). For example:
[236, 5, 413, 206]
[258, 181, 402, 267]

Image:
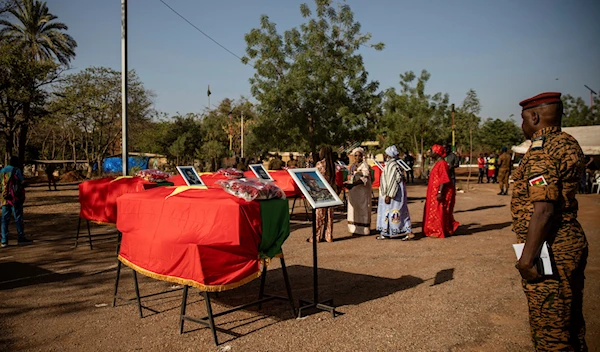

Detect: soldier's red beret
[519, 92, 562, 111]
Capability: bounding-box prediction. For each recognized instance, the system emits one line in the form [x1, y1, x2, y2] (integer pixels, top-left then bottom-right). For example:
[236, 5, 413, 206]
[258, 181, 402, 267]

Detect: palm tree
[0, 0, 76, 64]
[0, 0, 76, 161]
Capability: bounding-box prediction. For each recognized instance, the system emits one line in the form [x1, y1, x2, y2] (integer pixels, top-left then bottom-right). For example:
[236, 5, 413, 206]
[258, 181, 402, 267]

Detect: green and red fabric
[116, 187, 290, 292]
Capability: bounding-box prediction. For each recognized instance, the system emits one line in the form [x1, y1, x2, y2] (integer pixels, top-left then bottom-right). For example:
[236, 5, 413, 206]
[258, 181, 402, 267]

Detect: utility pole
[241, 111, 244, 159]
[451, 104, 456, 152]
[584, 85, 597, 107]
[228, 110, 233, 157]
[121, 0, 128, 175]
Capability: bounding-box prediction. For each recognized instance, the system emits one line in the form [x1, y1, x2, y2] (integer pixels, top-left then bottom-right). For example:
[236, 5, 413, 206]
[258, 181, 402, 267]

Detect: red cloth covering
[116, 187, 263, 291]
[78, 176, 154, 224]
[79, 177, 115, 224]
[422, 160, 460, 238]
[105, 177, 154, 224]
[169, 171, 301, 197]
[371, 165, 382, 188]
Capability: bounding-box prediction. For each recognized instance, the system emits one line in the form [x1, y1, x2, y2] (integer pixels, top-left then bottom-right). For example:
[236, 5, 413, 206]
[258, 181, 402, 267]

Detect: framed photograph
[336, 160, 347, 169]
[249, 164, 274, 181]
[396, 159, 412, 172]
[288, 168, 343, 209]
[176, 166, 206, 187]
[372, 160, 384, 171]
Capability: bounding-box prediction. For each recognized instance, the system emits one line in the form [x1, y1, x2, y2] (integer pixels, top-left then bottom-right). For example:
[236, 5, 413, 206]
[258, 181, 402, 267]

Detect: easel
[297, 208, 338, 318]
[75, 218, 93, 249]
[112, 231, 296, 346]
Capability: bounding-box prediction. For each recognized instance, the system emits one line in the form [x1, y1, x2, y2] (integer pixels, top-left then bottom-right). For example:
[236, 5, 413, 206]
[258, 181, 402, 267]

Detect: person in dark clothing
[404, 151, 415, 183]
[444, 145, 460, 185]
[45, 164, 57, 191]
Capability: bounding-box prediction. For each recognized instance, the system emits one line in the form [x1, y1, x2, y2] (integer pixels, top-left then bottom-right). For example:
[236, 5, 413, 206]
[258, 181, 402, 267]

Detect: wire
[157, 0, 244, 62]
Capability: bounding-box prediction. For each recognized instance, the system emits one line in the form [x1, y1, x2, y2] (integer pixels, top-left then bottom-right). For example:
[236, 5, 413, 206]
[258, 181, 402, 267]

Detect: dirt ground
[0, 176, 598, 352]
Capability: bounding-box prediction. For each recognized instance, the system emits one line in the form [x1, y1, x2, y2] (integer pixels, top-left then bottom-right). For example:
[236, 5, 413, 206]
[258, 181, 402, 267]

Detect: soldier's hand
[516, 261, 542, 281]
[384, 196, 391, 204]
[436, 193, 443, 202]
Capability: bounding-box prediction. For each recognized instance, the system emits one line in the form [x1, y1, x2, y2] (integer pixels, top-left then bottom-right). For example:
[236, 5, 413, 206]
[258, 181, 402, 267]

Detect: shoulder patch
[530, 136, 545, 151]
[528, 175, 547, 187]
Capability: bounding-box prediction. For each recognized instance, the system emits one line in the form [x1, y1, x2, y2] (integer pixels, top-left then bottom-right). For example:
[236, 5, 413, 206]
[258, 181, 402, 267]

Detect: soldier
[512, 92, 588, 351]
[496, 146, 512, 195]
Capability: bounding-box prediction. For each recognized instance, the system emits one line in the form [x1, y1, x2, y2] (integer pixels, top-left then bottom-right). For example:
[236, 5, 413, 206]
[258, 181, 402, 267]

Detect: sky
[49, 0, 600, 122]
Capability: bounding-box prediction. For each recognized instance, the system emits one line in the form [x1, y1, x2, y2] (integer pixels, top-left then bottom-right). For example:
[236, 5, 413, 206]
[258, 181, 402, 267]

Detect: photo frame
[249, 164, 274, 181]
[176, 166, 206, 187]
[396, 159, 412, 171]
[288, 168, 343, 209]
[336, 160, 347, 169]
[372, 160, 384, 171]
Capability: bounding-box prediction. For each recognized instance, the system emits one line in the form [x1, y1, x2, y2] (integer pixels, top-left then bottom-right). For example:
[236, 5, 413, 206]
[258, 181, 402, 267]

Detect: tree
[562, 94, 599, 127]
[242, 0, 384, 154]
[0, 0, 77, 161]
[454, 89, 481, 153]
[50, 67, 154, 177]
[379, 70, 449, 156]
[477, 118, 523, 152]
[0, 40, 59, 163]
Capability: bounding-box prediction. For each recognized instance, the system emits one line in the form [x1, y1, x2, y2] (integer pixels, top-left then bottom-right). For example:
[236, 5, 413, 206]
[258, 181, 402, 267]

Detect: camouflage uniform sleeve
[526, 149, 560, 203]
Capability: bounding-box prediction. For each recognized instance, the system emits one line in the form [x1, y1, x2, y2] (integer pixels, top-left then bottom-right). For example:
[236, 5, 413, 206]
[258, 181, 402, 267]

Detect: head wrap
[352, 147, 364, 156]
[431, 144, 447, 158]
[385, 145, 399, 158]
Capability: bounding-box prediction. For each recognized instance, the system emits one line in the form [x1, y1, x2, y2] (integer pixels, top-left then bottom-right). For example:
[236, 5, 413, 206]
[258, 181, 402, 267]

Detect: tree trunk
[17, 102, 30, 163]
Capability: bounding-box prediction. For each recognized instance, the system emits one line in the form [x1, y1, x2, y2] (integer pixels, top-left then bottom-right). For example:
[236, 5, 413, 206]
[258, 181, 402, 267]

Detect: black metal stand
[290, 196, 311, 221]
[75, 218, 93, 249]
[179, 256, 296, 346]
[297, 208, 337, 318]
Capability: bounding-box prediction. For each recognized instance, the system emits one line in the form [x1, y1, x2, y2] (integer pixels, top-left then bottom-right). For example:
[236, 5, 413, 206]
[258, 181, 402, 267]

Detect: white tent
[512, 125, 600, 155]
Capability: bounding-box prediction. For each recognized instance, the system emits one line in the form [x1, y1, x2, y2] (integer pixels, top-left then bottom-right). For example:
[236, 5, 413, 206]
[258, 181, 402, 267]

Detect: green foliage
[0, 0, 77, 65]
[0, 39, 59, 160]
[379, 70, 449, 154]
[562, 94, 600, 127]
[47, 67, 154, 175]
[243, 0, 383, 153]
[477, 118, 523, 152]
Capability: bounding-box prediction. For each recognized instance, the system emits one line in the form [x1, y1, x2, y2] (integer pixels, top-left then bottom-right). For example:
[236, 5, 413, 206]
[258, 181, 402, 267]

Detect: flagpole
[121, 0, 128, 175]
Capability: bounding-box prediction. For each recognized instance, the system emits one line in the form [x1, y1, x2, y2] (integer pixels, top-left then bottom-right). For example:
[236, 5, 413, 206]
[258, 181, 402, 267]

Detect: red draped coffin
[116, 187, 288, 291]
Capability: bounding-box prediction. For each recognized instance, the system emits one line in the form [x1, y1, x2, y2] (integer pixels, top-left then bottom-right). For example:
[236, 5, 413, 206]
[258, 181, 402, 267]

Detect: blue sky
[50, 0, 599, 122]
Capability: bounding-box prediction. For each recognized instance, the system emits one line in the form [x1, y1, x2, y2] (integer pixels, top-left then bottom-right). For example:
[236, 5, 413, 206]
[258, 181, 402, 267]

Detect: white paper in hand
[512, 242, 553, 275]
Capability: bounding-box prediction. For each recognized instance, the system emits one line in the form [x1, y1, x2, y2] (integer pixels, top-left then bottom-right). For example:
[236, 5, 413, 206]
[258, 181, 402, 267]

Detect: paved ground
[0, 178, 598, 351]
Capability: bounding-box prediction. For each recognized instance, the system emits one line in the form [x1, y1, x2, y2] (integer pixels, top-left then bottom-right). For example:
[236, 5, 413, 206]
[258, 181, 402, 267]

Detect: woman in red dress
[422, 145, 460, 238]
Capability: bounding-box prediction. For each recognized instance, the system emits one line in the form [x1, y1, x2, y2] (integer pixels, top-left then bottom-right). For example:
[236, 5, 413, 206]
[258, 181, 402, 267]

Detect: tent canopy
[512, 125, 600, 155]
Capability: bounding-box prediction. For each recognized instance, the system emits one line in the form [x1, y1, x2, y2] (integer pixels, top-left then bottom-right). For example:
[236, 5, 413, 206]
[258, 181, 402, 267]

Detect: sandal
[401, 233, 415, 241]
[375, 235, 389, 240]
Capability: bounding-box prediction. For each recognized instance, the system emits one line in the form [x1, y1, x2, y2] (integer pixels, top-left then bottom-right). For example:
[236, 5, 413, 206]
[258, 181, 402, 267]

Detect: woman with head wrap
[422, 144, 460, 238]
[346, 147, 372, 235]
[376, 145, 413, 240]
[310, 146, 337, 242]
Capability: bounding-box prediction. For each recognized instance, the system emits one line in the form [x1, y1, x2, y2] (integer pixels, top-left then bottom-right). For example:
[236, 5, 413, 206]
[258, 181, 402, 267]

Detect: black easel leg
[132, 270, 143, 318]
[86, 220, 93, 250]
[112, 260, 122, 307]
[291, 197, 297, 215]
[179, 285, 189, 334]
[75, 217, 81, 247]
[280, 257, 296, 317]
[312, 208, 318, 303]
[116, 231, 122, 255]
[298, 208, 336, 318]
[203, 291, 219, 345]
[257, 263, 267, 309]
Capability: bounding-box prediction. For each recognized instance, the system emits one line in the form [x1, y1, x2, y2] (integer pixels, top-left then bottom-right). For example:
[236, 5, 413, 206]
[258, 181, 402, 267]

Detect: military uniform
[497, 152, 512, 194]
[511, 125, 588, 351]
